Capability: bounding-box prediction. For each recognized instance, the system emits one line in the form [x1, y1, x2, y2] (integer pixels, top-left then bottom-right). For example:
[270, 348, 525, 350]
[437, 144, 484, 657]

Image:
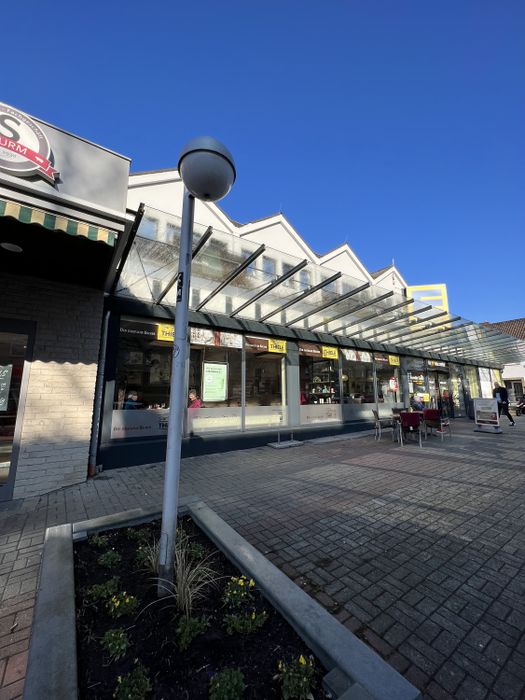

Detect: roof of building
[483, 318, 525, 340]
[371, 265, 392, 279]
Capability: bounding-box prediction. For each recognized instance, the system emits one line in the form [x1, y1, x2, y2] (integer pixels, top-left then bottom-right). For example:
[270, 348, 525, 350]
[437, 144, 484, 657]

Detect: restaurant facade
[1, 103, 524, 500]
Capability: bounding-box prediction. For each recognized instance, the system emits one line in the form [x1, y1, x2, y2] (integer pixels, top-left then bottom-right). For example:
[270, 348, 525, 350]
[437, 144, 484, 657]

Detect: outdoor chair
[372, 409, 394, 441]
[423, 409, 451, 442]
[399, 411, 423, 448]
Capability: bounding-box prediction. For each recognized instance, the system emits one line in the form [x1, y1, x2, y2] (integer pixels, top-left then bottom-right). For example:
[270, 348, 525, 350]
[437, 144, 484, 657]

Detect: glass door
[0, 330, 30, 500]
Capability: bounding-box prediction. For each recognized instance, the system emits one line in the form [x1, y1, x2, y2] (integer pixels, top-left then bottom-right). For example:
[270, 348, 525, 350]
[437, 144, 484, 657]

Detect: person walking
[493, 383, 515, 426]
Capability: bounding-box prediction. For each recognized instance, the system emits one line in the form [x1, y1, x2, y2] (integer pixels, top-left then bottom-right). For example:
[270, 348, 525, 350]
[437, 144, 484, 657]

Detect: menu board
[474, 398, 499, 426]
[0, 365, 12, 412]
[202, 362, 228, 402]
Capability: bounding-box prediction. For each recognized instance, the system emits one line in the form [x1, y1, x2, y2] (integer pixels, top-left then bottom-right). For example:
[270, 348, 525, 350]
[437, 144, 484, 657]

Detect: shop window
[299, 343, 341, 424]
[263, 256, 276, 278]
[341, 350, 375, 422]
[300, 269, 310, 289]
[245, 336, 287, 429]
[165, 223, 179, 243]
[187, 344, 242, 434]
[375, 353, 403, 417]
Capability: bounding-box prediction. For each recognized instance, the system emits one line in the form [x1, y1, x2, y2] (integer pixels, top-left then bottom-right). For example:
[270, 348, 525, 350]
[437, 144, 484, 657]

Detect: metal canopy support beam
[156, 226, 214, 305]
[259, 271, 341, 322]
[286, 282, 371, 328]
[106, 203, 144, 295]
[195, 244, 266, 312]
[358, 305, 436, 340]
[330, 298, 415, 336]
[394, 318, 468, 347]
[367, 311, 450, 344]
[230, 259, 308, 318]
[308, 290, 393, 332]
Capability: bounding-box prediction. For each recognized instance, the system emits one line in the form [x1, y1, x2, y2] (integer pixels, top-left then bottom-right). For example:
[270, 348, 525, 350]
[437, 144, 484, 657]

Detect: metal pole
[158, 188, 195, 593]
[88, 309, 111, 476]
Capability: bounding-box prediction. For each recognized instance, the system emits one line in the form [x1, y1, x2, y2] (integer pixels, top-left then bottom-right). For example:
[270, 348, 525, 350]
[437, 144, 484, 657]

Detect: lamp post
[158, 137, 236, 591]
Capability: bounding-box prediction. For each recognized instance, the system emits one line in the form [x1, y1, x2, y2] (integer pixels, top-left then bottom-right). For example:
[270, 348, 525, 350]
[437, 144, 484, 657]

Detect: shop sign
[0, 102, 59, 184]
[427, 359, 446, 368]
[219, 332, 243, 349]
[0, 364, 12, 411]
[190, 327, 217, 346]
[157, 323, 174, 342]
[111, 408, 169, 440]
[268, 338, 287, 354]
[421, 393, 431, 402]
[322, 346, 338, 360]
[298, 341, 322, 357]
[202, 362, 228, 402]
[120, 320, 157, 339]
[373, 353, 389, 364]
[388, 355, 400, 366]
[342, 348, 372, 363]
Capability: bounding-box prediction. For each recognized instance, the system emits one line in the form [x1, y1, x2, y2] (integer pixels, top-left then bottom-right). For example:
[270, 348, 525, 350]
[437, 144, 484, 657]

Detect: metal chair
[399, 411, 423, 447]
[423, 409, 451, 442]
[372, 409, 394, 441]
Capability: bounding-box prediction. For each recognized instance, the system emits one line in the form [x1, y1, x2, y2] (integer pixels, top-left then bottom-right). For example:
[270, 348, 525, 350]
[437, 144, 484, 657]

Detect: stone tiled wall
[0, 273, 103, 498]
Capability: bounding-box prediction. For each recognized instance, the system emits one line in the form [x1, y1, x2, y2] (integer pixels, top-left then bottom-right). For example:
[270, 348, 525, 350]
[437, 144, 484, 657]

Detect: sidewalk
[1, 419, 524, 699]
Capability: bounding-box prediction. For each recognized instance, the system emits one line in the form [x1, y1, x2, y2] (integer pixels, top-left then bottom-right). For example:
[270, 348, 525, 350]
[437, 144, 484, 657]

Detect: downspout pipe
[88, 309, 110, 477]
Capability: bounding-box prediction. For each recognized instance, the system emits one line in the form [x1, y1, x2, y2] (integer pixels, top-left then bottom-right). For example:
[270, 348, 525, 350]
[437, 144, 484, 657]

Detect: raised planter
[24, 497, 421, 700]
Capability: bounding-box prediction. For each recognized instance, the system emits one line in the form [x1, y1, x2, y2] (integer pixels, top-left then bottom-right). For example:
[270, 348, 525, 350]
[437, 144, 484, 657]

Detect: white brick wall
[0, 273, 103, 498]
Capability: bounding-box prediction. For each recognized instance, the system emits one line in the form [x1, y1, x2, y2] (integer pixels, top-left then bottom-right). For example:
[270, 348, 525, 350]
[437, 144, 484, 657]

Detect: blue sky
[4, 1, 524, 322]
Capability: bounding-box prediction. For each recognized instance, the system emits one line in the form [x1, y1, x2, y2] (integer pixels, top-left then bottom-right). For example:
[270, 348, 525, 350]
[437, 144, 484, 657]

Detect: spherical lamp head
[178, 136, 236, 202]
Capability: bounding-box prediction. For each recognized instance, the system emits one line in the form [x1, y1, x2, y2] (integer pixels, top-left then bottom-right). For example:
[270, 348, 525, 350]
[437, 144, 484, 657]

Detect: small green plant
[222, 575, 256, 609]
[90, 533, 110, 548]
[126, 527, 151, 544]
[107, 592, 139, 619]
[157, 529, 218, 617]
[100, 628, 130, 661]
[135, 539, 160, 574]
[175, 615, 209, 651]
[98, 549, 122, 569]
[188, 541, 207, 560]
[275, 655, 316, 700]
[224, 609, 267, 635]
[85, 576, 120, 604]
[209, 668, 245, 700]
[114, 663, 151, 700]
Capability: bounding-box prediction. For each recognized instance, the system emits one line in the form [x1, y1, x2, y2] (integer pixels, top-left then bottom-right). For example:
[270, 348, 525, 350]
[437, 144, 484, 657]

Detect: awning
[0, 197, 116, 247]
[113, 204, 525, 367]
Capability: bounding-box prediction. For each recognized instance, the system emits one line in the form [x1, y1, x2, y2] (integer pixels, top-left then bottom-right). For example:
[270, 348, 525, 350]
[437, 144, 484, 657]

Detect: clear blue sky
[4, 1, 524, 322]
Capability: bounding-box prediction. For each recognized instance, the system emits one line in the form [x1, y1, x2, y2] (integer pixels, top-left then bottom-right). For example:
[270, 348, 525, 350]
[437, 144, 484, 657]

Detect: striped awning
[0, 197, 116, 247]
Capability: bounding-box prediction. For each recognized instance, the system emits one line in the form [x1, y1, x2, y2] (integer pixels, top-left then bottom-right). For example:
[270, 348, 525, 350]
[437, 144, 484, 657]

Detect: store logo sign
[322, 346, 338, 360]
[388, 355, 400, 366]
[268, 339, 286, 354]
[0, 103, 59, 184]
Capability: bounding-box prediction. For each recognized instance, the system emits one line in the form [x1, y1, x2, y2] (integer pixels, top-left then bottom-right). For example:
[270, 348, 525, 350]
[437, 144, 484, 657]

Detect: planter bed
[24, 498, 421, 700]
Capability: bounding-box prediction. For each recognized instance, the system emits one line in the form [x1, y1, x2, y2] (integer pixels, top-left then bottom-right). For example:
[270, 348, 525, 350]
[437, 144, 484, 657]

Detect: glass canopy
[115, 205, 525, 367]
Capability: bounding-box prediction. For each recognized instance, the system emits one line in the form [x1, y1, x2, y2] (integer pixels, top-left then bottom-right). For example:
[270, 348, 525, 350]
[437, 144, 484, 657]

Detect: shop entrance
[428, 370, 452, 416]
[0, 328, 31, 501]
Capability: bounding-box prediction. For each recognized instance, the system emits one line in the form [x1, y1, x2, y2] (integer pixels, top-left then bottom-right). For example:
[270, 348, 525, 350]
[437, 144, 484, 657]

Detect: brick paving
[1, 419, 524, 699]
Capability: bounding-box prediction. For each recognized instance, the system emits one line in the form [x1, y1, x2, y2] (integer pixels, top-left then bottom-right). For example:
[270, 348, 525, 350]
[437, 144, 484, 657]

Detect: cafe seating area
[374, 406, 452, 447]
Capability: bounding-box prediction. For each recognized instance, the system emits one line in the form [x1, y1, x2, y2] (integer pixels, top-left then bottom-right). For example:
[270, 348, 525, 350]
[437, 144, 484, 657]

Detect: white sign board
[202, 362, 228, 402]
[473, 398, 501, 433]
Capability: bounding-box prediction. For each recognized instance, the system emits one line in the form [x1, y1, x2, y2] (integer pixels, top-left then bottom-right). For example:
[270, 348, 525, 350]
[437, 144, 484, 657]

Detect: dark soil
[75, 517, 330, 699]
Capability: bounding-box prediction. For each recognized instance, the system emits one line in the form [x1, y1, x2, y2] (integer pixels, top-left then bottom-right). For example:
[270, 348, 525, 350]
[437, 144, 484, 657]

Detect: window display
[245, 336, 287, 428]
[299, 342, 342, 424]
[375, 353, 403, 417]
[341, 349, 375, 421]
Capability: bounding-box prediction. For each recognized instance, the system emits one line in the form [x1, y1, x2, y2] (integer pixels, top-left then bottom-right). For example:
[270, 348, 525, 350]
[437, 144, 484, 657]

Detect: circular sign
[0, 103, 58, 182]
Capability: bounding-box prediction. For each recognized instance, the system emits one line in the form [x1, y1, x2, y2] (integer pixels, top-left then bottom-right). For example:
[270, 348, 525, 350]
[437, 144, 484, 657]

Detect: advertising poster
[202, 362, 228, 402]
[0, 364, 13, 412]
[474, 398, 500, 430]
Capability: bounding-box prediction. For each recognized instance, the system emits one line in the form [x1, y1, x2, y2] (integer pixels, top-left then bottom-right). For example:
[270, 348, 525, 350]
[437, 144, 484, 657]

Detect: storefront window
[299, 343, 342, 424]
[478, 368, 493, 398]
[404, 357, 428, 410]
[463, 366, 481, 412]
[245, 336, 287, 429]
[375, 353, 403, 417]
[341, 349, 375, 422]
[188, 328, 242, 434]
[449, 364, 466, 417]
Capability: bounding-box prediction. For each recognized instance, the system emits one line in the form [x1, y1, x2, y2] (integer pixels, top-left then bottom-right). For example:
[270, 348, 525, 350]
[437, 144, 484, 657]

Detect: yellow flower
[239, 579, 244, 586]
[299, 655, 306, 665]
[251, 611, 256, 620]
[249, 579, 255, 588]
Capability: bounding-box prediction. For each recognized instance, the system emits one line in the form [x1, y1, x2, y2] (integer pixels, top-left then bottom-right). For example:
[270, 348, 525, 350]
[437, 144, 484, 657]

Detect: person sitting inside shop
[123, 391, 140, 409]
[411, 395, 425, 411]
[188, 389, 203, 409]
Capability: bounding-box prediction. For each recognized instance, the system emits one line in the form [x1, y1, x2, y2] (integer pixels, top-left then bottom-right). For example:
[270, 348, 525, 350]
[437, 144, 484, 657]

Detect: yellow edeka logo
[322, 346, 338, 359]
[268, 339, 287, 354]
[388, 355, 400, 366]
[157, 324, 174, 342]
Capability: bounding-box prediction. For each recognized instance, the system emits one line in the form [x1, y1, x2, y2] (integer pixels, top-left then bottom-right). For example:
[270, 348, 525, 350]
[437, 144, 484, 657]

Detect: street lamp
[158, 137, 236, 591]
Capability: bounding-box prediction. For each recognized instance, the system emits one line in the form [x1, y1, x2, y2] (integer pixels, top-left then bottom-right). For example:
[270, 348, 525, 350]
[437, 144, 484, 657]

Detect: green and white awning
[0, 197, 116, 247]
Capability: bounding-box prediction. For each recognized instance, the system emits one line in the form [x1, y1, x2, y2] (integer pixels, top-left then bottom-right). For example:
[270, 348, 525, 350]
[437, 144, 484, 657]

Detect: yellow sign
[422, 393, 430, 402]
[406, 284, 449, 313]
[157, 323, 174, 342]
[268, 338, 287, 354]
[388, 355, 400, 366]
[322, 346, 339, 359]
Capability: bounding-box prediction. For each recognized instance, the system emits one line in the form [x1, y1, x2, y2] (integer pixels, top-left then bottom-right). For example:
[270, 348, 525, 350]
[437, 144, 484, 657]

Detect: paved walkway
[1, 419, 524, 699]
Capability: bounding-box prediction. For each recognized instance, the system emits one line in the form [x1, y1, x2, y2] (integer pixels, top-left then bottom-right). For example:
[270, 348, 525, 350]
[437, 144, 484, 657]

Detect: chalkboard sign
[0, 365, 12, 412]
